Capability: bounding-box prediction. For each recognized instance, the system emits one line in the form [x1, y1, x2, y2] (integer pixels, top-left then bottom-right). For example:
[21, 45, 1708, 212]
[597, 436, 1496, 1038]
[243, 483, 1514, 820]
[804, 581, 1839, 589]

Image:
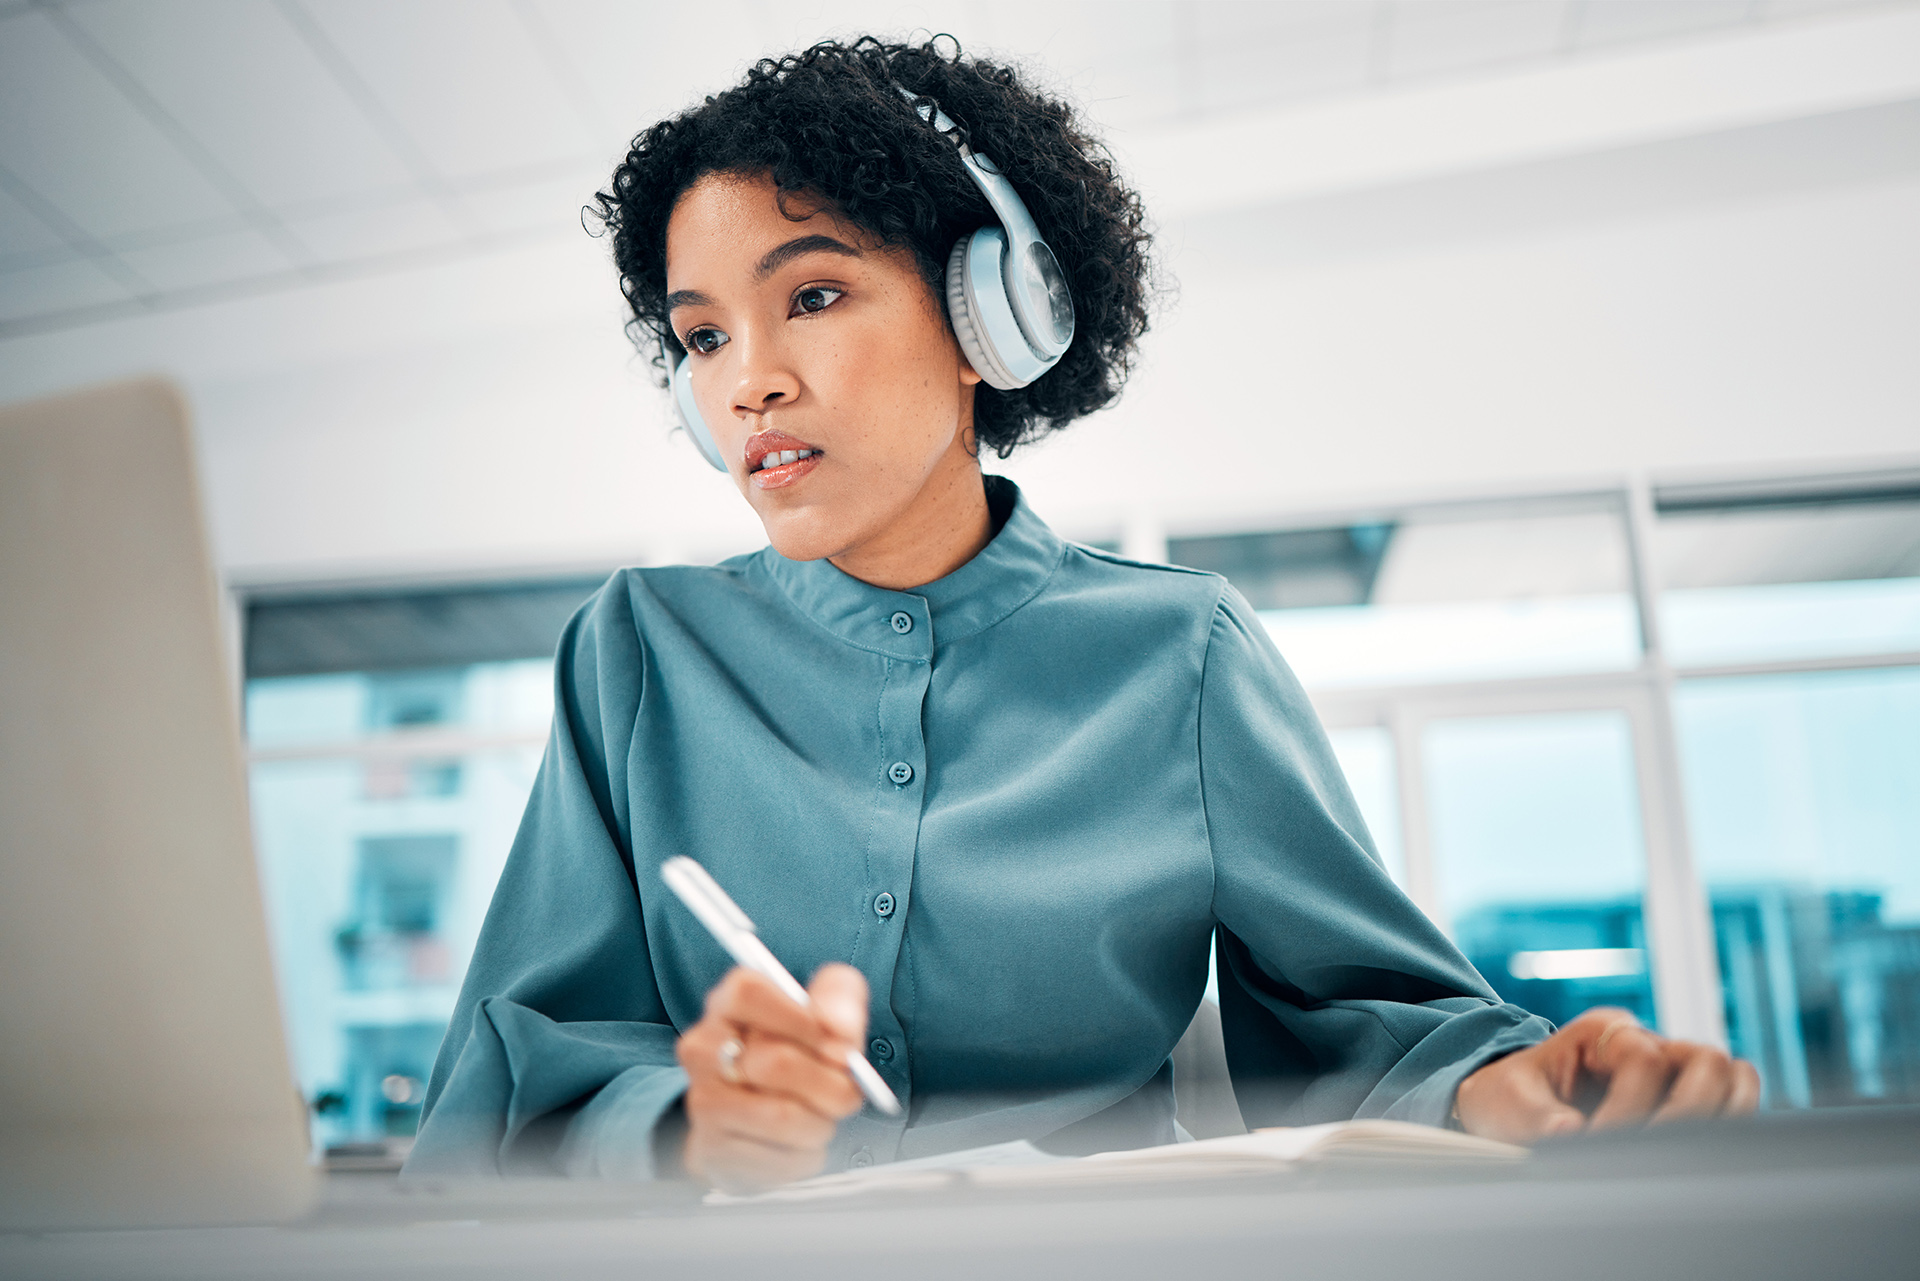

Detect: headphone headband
[895, 85, 1075, 359]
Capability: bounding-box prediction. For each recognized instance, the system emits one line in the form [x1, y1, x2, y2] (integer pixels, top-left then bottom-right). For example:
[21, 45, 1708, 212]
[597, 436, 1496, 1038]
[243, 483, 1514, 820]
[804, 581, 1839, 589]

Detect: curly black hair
[588, 36, 1154, 458]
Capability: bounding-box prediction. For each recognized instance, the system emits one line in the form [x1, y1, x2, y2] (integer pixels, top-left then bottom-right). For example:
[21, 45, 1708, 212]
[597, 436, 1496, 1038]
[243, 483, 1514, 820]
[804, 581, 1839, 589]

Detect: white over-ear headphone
[670, 84, 1076, 472]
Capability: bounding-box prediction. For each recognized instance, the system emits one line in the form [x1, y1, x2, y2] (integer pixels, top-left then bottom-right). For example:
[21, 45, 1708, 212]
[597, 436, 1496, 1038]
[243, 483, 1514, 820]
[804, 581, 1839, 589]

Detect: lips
[744, 430, 823, 490]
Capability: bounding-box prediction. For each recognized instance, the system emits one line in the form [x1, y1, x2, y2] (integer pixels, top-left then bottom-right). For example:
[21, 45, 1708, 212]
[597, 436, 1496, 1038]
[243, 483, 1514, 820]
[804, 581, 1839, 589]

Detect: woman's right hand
[673, 963, 870, 1191]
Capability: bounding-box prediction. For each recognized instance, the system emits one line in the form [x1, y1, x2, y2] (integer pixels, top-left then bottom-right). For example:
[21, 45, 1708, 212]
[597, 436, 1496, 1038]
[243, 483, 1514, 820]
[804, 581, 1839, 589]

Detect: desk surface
[6, 1108, 1917, 1281]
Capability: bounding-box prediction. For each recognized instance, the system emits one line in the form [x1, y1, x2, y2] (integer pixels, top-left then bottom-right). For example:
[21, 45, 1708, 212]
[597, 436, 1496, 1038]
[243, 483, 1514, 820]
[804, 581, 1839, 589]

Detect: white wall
[2, 22, 1916, 586]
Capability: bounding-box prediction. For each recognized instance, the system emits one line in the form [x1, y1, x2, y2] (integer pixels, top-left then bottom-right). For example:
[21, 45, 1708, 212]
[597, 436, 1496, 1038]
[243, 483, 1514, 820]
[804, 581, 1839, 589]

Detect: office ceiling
[0, 0, 1906, 338]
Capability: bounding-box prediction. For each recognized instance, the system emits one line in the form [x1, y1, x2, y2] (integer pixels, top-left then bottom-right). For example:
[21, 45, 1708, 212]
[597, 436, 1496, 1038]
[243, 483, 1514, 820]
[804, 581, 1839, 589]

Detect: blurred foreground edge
[0, 379, 318, 1230]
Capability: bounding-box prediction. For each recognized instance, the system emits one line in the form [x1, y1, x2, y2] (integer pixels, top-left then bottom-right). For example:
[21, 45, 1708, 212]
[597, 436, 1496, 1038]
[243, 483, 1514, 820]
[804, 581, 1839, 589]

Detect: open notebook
[708, 1120, 1527, 1205]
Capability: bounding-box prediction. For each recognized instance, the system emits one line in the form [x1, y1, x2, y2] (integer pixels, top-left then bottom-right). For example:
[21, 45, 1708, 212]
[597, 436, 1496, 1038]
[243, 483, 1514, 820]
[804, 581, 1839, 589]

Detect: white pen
[660, 856, 903, 1116]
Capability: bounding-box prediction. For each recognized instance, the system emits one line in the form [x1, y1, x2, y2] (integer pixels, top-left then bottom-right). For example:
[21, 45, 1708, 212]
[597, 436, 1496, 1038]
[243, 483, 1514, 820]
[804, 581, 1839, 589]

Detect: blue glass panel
[1422, 711, 1659, 1030]
[1676, 667, 1920, 1107]
[247, 660, 548, 1153]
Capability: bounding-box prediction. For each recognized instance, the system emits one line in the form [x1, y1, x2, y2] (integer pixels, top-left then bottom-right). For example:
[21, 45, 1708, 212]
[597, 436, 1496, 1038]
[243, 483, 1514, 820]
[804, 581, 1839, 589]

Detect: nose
[730, 335, 801, 419]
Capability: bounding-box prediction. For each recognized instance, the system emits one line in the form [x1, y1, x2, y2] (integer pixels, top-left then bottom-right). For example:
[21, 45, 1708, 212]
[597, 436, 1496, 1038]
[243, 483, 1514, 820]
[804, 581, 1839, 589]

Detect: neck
[829, 448, 992, 591]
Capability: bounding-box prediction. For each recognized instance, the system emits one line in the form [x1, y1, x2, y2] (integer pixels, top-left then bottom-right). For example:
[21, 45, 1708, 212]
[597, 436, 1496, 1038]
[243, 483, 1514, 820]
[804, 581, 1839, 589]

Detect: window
[1176, 502, 1640, 690]
[1209, 473, 1920, 1107]
[1223, 495, 1689, 1038]
[1675, 653, 1920, 1107]
[1655, 479, 1920, 668]
[1424, 711, 1657, 1030]
[1654, 476, 1920, 1107]
[243, 579, 601, 1154]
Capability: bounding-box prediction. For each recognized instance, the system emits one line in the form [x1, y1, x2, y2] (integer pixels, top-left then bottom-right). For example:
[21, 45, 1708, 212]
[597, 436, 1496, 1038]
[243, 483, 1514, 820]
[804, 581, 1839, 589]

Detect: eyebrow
[665, 235, 865, 314]
[754, 234, 863, 280]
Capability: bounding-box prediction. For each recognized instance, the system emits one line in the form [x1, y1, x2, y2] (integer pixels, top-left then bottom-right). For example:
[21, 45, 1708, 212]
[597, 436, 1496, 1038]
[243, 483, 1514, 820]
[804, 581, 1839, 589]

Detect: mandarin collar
[756, 476, 1064, 660]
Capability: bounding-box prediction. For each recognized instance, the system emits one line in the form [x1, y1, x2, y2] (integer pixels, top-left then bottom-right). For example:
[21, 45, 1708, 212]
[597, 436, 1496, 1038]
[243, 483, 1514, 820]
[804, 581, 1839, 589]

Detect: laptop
[0, 378, 318, 1230]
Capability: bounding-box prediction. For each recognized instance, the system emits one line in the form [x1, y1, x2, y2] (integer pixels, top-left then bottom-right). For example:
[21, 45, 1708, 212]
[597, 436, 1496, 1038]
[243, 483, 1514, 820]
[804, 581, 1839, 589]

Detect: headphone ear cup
[947, 227, 1062, 390]
[671, 357, 728, 472]
[946, 235, 1020, 391]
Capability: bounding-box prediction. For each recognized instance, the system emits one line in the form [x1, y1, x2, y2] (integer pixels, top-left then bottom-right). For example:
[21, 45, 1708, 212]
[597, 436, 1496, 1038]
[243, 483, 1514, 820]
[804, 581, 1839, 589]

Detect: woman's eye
[792, 287, 844, 316]
[685, 328, 728, 355]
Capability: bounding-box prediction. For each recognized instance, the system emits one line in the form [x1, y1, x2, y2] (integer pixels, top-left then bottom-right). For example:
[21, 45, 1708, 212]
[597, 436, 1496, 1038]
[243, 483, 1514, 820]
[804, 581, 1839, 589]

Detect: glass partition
[1674, 667, 1920, 1107]
[1422, 710, 1658, 1030]
[1657, 493, 1920, 667]
[247, 658, 552, 1152]
[1175, 503, 1641, 689]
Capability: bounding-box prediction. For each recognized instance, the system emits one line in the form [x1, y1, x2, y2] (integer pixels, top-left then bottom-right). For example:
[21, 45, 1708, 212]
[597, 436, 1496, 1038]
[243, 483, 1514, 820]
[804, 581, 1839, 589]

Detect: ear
[948, 308, 983, 388]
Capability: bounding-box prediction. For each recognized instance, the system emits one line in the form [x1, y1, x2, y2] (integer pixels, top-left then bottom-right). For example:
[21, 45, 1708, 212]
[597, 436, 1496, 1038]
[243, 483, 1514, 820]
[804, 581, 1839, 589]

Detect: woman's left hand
[1454, 1007, 1762, 1145]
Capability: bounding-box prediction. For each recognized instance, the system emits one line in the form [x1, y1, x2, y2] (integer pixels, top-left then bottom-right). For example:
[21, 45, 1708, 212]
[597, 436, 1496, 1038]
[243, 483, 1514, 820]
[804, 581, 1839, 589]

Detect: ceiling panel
[751, 1, 943, 54]
[1572, 0, 1757, 49]
[1231, 0, 1380, 34]
[98, 210, 252, 252]
[0, 177, 73, 264]
[532, 0, 765, 159]
[1193, 0, 1374, 55]
[63, 0, 418, 211]
[2, 0, 1911, 338]
[1385, 1, 1569, 80]
[465, 168, 604, 238]
[298, 0, 600, 182]
[0, 255, 138, 323]
[0, 9, 237, 240]
[1198, 7, 1374, 110]
[532, 0, 1087, 162]
[283, 194, 469, 262]
[0, 242, 76, 276]
[113, 224, 301, 292]
[749, 0, 995, 57]
[1017, 0, 1188, 129]
[1765, 0, 1889, 13]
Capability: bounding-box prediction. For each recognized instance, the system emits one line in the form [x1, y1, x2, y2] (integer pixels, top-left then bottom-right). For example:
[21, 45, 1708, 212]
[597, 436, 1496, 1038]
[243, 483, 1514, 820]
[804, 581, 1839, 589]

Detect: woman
[408, 38, 1756, 1190]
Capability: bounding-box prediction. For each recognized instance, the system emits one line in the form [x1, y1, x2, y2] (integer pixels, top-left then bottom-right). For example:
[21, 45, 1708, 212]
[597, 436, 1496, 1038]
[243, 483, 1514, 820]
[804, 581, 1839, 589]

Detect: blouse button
[888, 761, 914, 785]
[849, 1147, 874, 1169]
[889, 611, 914, 634]
[873, 891, 896, 918]
[870, 1038, 894, 1061]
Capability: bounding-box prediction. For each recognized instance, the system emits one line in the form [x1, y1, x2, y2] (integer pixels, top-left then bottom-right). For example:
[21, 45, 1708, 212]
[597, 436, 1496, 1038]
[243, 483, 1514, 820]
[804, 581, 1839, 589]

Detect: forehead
[665, 172, 851, 280]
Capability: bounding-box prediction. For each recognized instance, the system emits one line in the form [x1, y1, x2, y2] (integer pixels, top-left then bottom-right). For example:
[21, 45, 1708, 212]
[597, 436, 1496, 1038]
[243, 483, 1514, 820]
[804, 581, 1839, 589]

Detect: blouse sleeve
[405, 579, 688, 1179]
[1198, 585, 1553, 1129]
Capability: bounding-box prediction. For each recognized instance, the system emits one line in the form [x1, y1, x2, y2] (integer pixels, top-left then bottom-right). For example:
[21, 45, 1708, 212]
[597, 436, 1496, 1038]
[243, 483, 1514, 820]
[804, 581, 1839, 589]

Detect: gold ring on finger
[717, 1037, 745, 1085]
[1594, 1018, 1638, 1064]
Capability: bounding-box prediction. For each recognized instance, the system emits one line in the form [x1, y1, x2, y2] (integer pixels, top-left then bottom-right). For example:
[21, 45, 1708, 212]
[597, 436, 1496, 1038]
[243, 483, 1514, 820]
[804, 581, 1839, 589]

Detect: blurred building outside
[247, 655, 553, 1154]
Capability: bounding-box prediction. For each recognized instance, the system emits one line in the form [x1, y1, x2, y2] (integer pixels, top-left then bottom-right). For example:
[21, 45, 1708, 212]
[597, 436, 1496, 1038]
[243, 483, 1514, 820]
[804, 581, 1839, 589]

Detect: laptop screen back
[0, 378, 317, 1229]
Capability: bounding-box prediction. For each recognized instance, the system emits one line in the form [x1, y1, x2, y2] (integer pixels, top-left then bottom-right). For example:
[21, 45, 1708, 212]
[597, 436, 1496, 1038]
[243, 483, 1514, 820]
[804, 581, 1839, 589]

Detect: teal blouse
[408, 478, 1550, 1178]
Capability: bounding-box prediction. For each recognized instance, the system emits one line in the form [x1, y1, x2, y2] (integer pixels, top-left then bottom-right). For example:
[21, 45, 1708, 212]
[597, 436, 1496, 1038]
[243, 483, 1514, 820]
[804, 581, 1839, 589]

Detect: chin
[756, 504, 859, 564]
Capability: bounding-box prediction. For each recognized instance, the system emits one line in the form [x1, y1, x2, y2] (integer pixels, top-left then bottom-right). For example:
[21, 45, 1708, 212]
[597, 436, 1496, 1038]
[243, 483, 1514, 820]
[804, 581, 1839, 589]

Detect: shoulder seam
[1195, 578, 1231, 924]
[1065, 542, 1220, 579]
